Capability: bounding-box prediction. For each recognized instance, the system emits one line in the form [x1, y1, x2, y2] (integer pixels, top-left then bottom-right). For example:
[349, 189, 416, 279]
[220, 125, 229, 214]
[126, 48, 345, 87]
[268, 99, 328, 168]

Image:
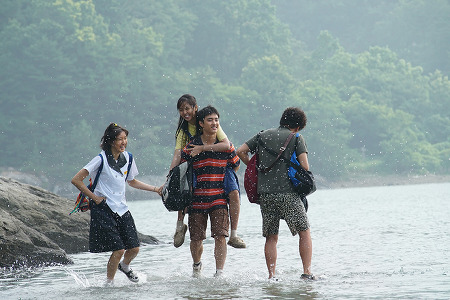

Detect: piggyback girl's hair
[175, 94, 198, 140]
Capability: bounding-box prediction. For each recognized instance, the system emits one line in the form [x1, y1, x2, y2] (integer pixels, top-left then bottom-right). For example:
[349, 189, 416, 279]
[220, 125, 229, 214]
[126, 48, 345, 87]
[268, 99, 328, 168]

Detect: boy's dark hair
[100, 123, 129, 151]
[279, 107, 307, 130]
[196, 105, 220, 136]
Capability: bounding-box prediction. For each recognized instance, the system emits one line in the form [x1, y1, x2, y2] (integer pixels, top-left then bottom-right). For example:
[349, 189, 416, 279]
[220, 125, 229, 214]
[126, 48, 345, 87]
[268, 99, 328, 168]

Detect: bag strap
[125, 152, 133, 181]
[259, 132, 295, 173]
[182, 125, 193, 140]
[89, 154, 103, 192]
[91, 152, 132, 190]
[286, 132, 300, 162]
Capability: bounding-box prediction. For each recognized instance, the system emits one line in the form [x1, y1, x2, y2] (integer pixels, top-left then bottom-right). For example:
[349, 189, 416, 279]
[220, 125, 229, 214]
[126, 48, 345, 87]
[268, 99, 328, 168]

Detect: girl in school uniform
[71, 123, 160, 285]
[166, 94, 246, 249]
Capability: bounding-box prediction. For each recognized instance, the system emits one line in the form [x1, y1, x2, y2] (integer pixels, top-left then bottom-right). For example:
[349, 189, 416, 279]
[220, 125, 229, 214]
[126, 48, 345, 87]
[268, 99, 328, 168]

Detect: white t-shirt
[83, 150, 138, 216]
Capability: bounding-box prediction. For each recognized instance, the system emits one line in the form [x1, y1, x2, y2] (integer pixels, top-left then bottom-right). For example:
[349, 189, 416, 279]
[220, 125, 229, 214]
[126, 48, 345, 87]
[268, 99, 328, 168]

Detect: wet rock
[0, 177, 159, 269]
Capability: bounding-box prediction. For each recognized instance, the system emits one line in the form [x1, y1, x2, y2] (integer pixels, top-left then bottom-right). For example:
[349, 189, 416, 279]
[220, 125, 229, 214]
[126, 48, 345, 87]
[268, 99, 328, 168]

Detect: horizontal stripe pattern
[191, 198, 228, 210]
[181, 137, 240, 213]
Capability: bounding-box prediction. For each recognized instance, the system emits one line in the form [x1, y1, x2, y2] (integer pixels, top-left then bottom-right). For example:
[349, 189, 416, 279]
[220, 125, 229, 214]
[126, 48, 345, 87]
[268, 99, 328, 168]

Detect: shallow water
[1, 183, 449, 299]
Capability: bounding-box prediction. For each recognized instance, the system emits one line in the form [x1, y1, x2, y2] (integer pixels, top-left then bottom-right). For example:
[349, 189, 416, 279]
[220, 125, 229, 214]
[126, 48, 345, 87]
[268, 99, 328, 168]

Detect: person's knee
[190, 239, 203, 248]
[113, 249, 125, 257]
[128, 247, 140, 255]
[228, 190, 239, 200]
[298, 229, 311, 239]
[214, 235, 226, 243]
[266, 234, 278, 244]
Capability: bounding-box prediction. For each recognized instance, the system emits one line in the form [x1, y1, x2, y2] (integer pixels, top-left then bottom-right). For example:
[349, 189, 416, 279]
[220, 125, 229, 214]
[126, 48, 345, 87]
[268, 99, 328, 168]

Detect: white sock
[215, 269, 224, 276]
[176, 220, 184, 231]
[230, 230, 237, 238]
[120, 261, 130, 272]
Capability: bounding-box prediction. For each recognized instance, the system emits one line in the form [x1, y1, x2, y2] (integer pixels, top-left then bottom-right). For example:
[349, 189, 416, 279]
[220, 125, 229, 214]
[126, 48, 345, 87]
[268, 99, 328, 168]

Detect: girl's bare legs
[227, 190, 246, 248]
[174, 209, 188, 247]
[107, 249, 125, 281]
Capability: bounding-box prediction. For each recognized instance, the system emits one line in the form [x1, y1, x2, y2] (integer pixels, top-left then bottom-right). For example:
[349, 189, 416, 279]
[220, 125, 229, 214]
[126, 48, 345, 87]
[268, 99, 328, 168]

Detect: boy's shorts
[224, 167, 240, 195]
[89, 200, 140, 253]
[259, 193, 309, 237]
[188, 208, 229, 241]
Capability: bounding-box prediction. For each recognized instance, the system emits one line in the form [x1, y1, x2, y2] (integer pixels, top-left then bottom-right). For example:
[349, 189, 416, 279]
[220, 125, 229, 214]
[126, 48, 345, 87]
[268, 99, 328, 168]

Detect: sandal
[118, 263, 139, 283]
[301, 273, 316, 280]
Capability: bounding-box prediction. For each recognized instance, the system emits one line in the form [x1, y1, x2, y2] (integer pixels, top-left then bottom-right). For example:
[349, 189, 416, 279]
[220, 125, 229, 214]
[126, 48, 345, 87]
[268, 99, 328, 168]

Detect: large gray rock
[0, 177, 159, 269]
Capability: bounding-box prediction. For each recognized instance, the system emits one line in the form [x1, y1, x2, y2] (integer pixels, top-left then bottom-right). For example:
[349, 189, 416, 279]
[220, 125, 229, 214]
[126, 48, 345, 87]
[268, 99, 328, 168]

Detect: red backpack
[244, 153, 260, 204]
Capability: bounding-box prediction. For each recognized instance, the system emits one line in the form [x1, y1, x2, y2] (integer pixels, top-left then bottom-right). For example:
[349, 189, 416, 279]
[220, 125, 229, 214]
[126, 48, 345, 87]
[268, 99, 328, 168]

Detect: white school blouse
[83, 150, 138, 216]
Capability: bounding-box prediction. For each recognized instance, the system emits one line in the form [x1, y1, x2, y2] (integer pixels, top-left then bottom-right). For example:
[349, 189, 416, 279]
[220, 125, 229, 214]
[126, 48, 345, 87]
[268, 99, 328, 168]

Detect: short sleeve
[175, 130, 187, 150]
[126, 155, 139, 181]
[245, 133, 260, 153]
[295, 134, 308, 155]
[83, 155, 102, 176]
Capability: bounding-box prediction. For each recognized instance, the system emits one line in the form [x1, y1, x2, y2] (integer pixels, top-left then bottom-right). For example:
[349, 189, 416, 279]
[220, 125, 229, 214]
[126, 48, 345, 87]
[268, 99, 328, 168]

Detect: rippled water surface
[2, 183, 449, 299]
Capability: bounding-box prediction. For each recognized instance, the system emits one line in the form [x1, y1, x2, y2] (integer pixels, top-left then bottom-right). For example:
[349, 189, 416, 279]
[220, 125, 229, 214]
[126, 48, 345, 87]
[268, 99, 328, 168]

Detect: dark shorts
[260, 193, 309, 237]
[89, 200, 140, 253]
[224, 168, 240, 195]
[188, 208, 229, 241]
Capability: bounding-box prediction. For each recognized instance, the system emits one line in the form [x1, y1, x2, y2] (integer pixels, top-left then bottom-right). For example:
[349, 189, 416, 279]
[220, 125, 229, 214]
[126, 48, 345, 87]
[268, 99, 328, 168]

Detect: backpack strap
[286, 132, 300, 161]
[125, 152, 133, 181]
[259, 132, 295, 173]
[89, 154, 103, 192]
[183, 127, 193, 140]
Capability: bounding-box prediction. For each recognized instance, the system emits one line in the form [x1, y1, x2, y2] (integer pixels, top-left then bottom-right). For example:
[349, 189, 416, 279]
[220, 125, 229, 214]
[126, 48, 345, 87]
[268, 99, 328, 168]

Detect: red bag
[244, 153, 260, 204]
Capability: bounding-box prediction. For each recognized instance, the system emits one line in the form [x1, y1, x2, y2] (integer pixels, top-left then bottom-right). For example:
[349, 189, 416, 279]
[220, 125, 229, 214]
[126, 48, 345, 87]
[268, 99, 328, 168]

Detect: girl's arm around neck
[190, 137, 231, 156]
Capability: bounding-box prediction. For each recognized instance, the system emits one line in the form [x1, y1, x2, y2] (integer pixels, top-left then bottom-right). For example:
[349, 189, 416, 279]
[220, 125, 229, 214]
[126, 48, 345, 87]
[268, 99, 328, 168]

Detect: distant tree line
[0, 0, 448, 189]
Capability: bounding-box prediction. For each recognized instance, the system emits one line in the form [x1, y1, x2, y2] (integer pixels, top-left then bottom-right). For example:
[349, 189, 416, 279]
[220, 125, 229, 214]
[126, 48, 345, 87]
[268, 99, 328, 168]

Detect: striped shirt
[181, 136, 240, 213]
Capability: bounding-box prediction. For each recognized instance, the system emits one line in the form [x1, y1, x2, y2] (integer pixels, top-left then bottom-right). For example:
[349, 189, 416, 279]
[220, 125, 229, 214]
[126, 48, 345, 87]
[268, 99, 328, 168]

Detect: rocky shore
[0, 177, 159, 270]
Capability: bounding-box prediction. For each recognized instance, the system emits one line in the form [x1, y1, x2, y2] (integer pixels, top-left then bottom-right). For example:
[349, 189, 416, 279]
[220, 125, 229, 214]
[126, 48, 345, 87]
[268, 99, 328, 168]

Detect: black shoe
[118, 263, 139, 283]
[301, 273, 316, 280]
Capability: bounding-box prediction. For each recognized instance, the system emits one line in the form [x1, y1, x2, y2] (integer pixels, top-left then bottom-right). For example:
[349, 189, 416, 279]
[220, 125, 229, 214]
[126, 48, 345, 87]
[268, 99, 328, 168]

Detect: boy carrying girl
[181, 105, 240, 277]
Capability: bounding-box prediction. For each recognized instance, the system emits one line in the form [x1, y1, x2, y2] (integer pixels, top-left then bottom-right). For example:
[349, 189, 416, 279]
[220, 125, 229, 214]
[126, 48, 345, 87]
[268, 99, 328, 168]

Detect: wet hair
[175, 94, 198, 139]
[100, 123, 129, 151]
[196, 105, 219, 136]
[279, 107, 307, 130]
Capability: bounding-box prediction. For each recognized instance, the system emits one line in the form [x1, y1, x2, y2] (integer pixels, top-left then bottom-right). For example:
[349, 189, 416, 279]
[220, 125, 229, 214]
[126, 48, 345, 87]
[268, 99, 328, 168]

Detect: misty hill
[1, 0, 449, 191]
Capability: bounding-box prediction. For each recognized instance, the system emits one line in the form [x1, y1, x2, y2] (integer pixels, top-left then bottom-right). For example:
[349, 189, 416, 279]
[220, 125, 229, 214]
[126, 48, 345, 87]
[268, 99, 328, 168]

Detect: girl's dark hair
[279, 107, 307, 130]
[196, 105, 219, 136]
[100, 123, 129, 151]
[175, 94, 197, 140]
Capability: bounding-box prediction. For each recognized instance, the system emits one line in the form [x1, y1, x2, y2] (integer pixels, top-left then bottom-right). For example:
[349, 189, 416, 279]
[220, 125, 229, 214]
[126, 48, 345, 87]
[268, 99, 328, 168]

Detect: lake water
[1, 183, 449, 299]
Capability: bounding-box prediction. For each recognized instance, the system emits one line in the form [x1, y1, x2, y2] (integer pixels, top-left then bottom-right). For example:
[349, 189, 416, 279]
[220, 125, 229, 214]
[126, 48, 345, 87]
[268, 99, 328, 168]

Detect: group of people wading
[71, 94, 315, 285]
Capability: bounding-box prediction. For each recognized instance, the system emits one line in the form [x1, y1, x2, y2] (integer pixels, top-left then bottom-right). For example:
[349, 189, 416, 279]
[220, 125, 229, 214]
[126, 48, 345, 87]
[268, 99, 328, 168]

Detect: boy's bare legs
[190, 240, 203, 277]
[299, 229, 313, 276]
[214, 235, 227, 277]
[264, 234, 278, 279]
[227, 190, 246, 248]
